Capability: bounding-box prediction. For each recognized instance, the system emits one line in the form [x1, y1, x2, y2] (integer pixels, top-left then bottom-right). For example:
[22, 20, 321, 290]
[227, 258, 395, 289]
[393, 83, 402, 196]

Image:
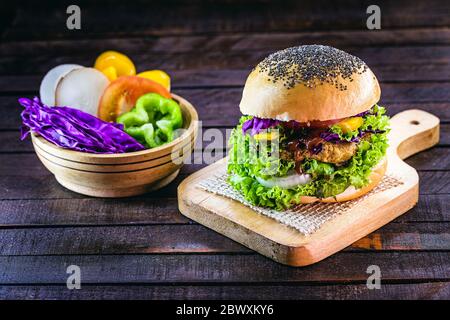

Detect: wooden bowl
[31, 94, 198, 197]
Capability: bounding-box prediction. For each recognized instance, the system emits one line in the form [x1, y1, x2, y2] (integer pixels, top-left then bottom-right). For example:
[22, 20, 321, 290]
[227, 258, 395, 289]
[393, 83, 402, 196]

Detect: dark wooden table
[0, 0, 449, 300]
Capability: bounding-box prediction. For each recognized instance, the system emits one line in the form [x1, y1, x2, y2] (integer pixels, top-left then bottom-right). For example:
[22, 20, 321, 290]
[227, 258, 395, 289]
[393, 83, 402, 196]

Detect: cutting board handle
[388, 109, 440, 160]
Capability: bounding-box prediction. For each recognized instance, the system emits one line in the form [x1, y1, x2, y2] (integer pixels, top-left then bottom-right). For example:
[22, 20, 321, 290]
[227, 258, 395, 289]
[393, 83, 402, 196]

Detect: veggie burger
[228, 45, 390, 209]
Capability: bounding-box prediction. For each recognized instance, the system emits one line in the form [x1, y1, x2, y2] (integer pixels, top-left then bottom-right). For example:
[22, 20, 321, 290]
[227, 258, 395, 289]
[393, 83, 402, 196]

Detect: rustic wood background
[0, 0, 449, 299]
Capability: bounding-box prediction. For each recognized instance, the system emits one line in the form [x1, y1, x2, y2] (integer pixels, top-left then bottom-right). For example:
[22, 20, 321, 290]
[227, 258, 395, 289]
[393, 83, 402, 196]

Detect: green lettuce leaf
[329, 105, 389, 141]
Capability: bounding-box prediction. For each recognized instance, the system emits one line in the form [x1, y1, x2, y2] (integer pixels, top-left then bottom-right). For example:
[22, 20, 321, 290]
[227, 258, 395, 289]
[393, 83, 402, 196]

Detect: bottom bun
[299, 158, 387, 204]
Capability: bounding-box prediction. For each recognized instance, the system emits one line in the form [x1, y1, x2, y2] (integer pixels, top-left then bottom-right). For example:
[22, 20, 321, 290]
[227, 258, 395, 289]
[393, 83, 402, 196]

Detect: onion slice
[55, 67, 109, 115]
[256, 172, 311, 189]
[39, 64, 83, 106]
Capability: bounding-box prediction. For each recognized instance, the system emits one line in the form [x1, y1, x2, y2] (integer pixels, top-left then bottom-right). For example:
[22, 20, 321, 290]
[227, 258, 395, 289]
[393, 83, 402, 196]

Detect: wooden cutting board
[178, 110, 439, 266]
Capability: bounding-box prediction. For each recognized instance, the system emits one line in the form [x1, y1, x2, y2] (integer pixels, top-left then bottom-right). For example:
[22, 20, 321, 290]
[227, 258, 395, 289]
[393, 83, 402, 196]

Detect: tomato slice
[98, 76, 172, 122]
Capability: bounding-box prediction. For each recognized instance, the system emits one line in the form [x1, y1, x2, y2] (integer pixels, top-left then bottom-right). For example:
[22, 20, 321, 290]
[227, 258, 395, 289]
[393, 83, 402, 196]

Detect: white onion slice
[55, 67, 109, 115]
[39, 64, 83, 106]
[256, 172, 311, 189]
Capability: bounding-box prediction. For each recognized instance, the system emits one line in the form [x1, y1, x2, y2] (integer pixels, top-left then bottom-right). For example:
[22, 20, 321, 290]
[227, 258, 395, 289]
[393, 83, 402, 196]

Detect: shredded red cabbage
[354, 109, 372, 117]
[242, 117, 280, 135]
[320, 128, 385, 144]
[20, 97, 146, 154]
[320, 131, 340, 142]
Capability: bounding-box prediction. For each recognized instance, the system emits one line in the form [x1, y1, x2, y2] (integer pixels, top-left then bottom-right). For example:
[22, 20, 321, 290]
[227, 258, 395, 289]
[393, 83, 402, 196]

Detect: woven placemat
[197, 173, 403, 235]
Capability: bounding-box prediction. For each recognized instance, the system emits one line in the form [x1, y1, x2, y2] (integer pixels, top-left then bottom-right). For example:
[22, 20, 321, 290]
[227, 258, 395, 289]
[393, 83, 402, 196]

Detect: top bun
[239, 45, 381, 122]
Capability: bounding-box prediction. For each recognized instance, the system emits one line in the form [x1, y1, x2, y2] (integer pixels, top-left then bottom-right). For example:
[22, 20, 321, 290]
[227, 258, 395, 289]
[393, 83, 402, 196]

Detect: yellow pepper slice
[137, 70, 171, 91]
[253, 131, 279, 141]
[101, 66, 118, 81]
[94, 51, 136, 78]
[336, 117, 364, 133]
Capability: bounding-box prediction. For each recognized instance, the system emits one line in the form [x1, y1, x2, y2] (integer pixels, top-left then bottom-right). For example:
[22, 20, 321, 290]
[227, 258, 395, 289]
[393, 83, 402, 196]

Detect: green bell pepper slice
[116, 93, 183, 149]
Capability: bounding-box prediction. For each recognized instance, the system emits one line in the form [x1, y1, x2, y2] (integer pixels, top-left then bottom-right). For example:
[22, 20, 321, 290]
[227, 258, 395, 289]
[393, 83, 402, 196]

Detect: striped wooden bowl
[31, 94, 199, 197]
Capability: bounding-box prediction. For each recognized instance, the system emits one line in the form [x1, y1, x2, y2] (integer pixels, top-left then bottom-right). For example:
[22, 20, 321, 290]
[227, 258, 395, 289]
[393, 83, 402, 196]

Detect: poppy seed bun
[239, 45, 381, 122]
[298, 157, 387, 204]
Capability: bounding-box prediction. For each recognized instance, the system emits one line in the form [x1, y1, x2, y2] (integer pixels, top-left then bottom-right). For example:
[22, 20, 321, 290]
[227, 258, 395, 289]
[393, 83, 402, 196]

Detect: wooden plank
[0, 163, 448, 200]
[0, 145, 448, 183]
[404, 147, 450, 170]
[0, 198, 188, 227]
[1, 146, 449, 180]
[4, 0, 449, 40]
[0, 223, 449, 256]
[228, 29, 450, 50]
[351, 222, 450, 251]
[175, 120, 450, 147]
[416, 171, 450, 194]
[177, 63, 450, 84]
[1, 46, 449, 75]
[0, 152, 206, 176]
[398, 194, 450, 222]
[0, 194, 448, 227]
[0, 172, 184, 200]
[0, 132, 227, 162]
[0, 225, 245, 256]
[0, 132, 34, 153]
[2, 28, 450, 56]
[0, 122, 450, 158]
[5, 98, 450, 132]
[28, 114, 450, 146]
[0, 141, 450, 199]
[0, 130, 233, 154]
[387, 103, 450, 124]
[11, 147, 450, 176]
[182, 84, 450, 108]
[1, 63, 449, 93]
[1, 122, 449, 155]
[1, 282, 449, 300]
[3, 90, 450, 131]
[0, 252, 450, 283]
[0, 5, 14, 39]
